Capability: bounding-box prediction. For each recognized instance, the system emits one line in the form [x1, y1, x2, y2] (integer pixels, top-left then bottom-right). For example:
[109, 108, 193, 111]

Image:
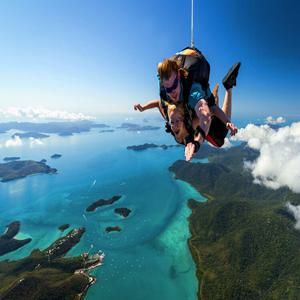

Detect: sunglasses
[164, 76, 179, 94]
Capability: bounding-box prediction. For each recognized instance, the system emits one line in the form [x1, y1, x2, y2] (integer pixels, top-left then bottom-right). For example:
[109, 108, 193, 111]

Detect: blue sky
[0, 0, 299, 118]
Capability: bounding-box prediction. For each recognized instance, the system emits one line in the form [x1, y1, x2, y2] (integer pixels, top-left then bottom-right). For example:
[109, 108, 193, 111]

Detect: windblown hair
[167, 103, 184, 118]
[157, 59, 188, 81]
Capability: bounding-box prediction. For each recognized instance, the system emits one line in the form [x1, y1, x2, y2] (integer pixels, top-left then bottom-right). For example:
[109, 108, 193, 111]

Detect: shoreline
[187, 198, 211, 300]
[76, 253, 105, 300]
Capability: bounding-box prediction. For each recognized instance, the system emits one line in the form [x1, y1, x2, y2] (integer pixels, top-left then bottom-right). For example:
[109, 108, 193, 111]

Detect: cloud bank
[4, 136, 23, 147]
[286, 202, 300, 230]
[265, 116, 286, 125]
[0, 137, 44, 149]
[0, 107, 95, 121]
[232, 122, 300, 193]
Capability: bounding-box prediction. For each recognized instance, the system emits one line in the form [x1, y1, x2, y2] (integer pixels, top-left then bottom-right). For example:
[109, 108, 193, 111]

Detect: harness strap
[194, 125, 206, 140]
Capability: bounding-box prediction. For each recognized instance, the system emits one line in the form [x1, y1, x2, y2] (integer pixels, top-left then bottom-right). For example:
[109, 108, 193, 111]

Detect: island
[127, 143, 181, 151]
[99, 129, 115, 133]
[114, 207, 132, 218]
[86, 195, 122, 212]
[3, 157, 21, 162]
[51, 154, 62, 159]
[12, 132, 50, 139]
[0, 160, 57, 182]
[40, 159, 47, 163]
[0, 121, 110, 136]
[0, 227, 104, 299]
[105, 226, 121, 233]
[169, 143, 300, 299]
[58, 224, 70, 232]
[0, 221, 32, 256]
[117, 123, 160, 131]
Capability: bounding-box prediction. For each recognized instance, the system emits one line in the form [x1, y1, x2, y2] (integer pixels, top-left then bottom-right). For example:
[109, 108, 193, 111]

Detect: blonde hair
[167, 104, 184, 118]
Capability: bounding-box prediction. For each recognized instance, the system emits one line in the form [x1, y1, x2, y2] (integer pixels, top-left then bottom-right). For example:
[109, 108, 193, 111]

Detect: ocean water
[0, 115, 206, 300]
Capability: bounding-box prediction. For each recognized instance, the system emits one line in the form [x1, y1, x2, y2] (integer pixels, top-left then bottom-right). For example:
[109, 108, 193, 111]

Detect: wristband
[192, 141, 200, 153]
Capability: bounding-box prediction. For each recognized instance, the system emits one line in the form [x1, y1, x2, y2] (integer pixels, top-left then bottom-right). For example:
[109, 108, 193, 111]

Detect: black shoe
[222, 62, 241, 90]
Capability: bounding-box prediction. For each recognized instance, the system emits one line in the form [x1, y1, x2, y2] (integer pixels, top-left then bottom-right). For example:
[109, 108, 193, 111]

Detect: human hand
[185, 142, 195, 161]
[133, 104, 144, 112]
[226, 122, 238, 136]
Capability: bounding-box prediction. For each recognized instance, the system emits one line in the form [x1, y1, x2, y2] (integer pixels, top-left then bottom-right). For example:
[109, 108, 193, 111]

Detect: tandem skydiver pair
[134, 47, 241, 161]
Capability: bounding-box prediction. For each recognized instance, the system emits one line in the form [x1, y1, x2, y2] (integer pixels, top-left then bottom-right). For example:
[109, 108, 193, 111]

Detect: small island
[0, 160, 57, 182]
[0, 120, 110, 136]
[114, 207, 132, 218]
[117, 123, 160, 131]
[127, 143, 181, 151]
[58, 132, 73, 136]
[105, 226, 121, 233]
[0, 221, 32, 256]
[0, 227, 104, 299]
[58, 224, 70, 232]
[51, 154, 62, 159]
[86, 195, 122, 212]
[40, 159, 47, 163]
[3, 157, 21, 162]
[99, 129, 115, 133]
[12, 132, 50, 139]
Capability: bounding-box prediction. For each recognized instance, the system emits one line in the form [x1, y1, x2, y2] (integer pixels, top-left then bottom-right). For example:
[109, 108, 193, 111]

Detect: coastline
[169, 145, 300, 299]
[187, 199, 210, 300]
[171, 179, 207, 299]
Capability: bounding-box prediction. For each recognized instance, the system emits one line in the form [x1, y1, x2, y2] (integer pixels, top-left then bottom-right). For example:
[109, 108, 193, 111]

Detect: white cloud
[265, 116, 286, 125]
[29, 137, 44, 148]
[5, 136, 23, 147]
[232, 122, 300, 193]
[0, 107, 95, 121]
[286, 202, 300, 230]
[0, 137, 44, 149]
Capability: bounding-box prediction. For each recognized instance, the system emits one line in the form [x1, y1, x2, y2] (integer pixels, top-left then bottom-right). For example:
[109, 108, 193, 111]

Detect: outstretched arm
[134, 99, 167, 120]
[184, 133, 202, 161]
[133, 99, 160, 112]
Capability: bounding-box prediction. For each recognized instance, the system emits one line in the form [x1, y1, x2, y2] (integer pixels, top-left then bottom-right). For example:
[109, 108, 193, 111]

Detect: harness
[160, 47, 216, 150]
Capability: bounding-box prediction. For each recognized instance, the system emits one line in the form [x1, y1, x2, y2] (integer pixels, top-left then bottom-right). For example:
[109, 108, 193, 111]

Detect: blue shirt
[188, 83, 212, 109]
[163, 82, 212, 110]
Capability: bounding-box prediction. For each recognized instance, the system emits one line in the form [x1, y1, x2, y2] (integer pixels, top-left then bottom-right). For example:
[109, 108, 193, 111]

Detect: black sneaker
[222, 62, 241, 90]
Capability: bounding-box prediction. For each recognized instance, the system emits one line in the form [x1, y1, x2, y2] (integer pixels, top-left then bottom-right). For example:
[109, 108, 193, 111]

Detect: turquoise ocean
[0, 114, 211, 300]
[1, 113, 281, 299]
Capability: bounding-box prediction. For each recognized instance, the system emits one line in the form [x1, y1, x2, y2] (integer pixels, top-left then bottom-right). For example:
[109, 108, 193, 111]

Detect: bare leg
[222, 88, 232, 120]
[195, 99, 211, 139]
[212, 84, 219, 107]
[209, 88, 237, 135]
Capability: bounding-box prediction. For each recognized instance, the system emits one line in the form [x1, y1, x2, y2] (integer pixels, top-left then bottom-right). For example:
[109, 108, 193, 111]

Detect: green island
[58, 224, 70, 232]
[0, 221, 32, 256]
[127, 143, 181, 151]
[0, 227, 103, 299]
[86, 195, 122, 212]
[105, 226, 122, 233]
[169, 143, 300, 300]
[0, 160, 57, 182]
[114, 207, 132, 218]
